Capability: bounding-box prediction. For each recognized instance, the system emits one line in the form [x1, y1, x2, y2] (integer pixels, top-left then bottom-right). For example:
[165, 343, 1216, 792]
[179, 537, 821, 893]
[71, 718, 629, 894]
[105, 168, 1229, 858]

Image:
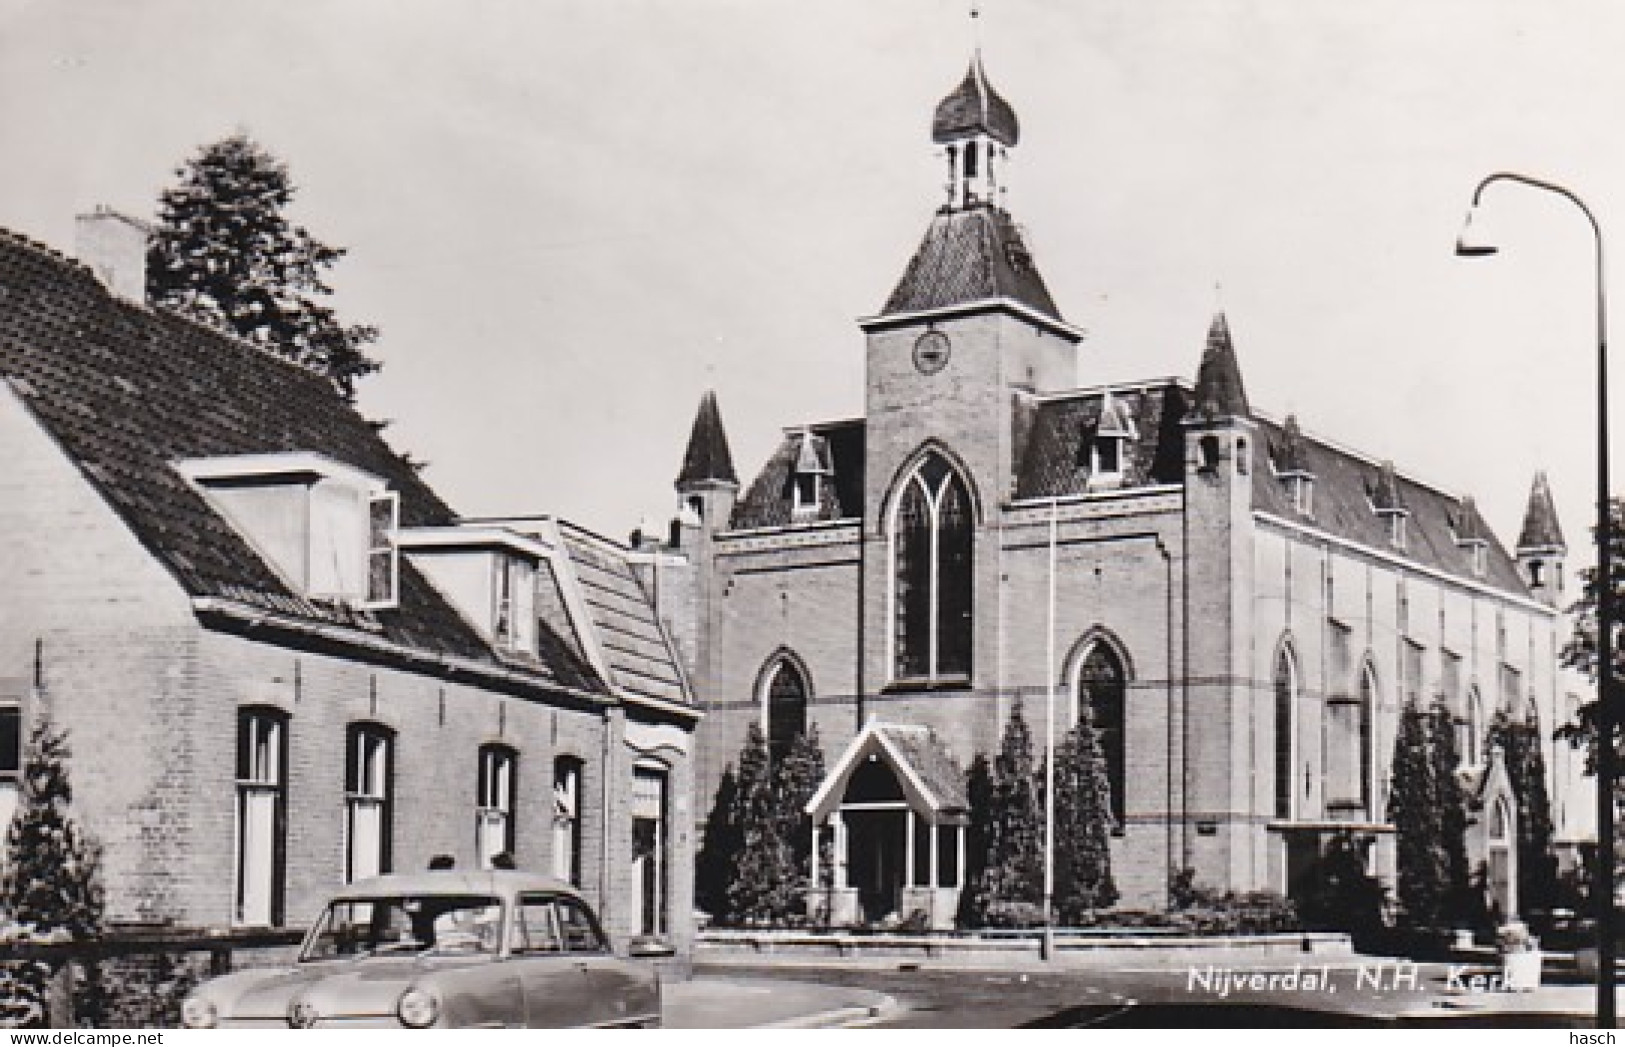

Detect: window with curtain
[552, 757, 582, 886]
[345, 723, 393, 883]
[236, 708, 288, 926]
[477, 745, 517, 868]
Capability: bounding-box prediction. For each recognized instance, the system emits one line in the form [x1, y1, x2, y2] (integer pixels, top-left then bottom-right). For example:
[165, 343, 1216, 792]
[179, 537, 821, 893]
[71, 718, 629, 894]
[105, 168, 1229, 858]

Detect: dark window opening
[766, 659, 809, 762]
[1078, 644, 1127, 826]
[892, 453, 974, 681]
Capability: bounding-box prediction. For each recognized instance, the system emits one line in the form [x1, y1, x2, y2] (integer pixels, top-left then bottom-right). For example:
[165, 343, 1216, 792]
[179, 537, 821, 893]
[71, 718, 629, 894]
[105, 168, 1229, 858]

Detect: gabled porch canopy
[806, 722, 968, 825]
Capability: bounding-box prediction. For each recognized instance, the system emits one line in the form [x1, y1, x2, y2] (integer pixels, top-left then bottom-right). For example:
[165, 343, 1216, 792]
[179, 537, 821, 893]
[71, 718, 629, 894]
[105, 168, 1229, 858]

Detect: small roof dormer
[1273, 414, 1315, 516]
[1369, 460, 1410, 550]
[1453, 495, 1491, 578]
[791, 429, 833, 520]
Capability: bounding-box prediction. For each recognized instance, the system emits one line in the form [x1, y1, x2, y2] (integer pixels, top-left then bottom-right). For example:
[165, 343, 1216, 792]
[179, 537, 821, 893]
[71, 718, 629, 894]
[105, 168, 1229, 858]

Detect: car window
[511, 894, 564, 954]
[556, 897, 607, 953]
[301, 895, 502, 961]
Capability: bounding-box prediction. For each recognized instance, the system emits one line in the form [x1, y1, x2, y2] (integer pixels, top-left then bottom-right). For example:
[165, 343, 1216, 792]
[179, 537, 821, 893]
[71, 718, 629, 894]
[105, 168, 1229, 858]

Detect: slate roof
[932, 53, 1020, 148]
[0, 226, 606, 694]
[1253, 415, 1530, 595]
[1517, 471, 1566, 551]
[676, 389, 737, 487]
[731, 419, 865, 529]
[874, 724, 968, 812]
[881, 204, 1060, 321]
[1191, 313, 1250, 420]
[1012, 384, 1190, 498]
[558, 524, 688, 708]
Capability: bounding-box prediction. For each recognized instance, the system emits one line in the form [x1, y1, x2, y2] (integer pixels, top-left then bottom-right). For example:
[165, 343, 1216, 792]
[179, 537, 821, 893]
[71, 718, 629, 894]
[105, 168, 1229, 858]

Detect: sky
[1, 0, 1621, 568]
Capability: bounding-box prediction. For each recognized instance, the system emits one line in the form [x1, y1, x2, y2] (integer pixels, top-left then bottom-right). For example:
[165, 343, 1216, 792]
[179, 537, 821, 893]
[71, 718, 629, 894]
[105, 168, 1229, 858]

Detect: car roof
[328, 869, 581, 903]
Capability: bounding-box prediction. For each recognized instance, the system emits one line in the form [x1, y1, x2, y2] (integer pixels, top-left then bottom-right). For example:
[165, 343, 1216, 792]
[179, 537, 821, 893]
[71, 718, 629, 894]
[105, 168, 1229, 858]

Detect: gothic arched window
[892, 453, 973, 681]
[1358, 662, 1376, 817]
[1274, 646, 1298, 820]
[1076, 641, 1127, 826]
[763, 656, 809, 761]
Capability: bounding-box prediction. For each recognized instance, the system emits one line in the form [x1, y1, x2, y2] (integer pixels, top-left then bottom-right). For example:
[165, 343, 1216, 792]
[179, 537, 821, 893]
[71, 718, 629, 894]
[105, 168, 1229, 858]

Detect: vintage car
[181, 869, 665, 1029]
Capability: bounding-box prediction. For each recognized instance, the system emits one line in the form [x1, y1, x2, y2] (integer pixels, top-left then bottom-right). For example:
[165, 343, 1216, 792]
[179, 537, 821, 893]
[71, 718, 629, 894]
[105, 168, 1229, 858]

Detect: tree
[772, 726, 826, 902]
[1489, 711, 1561, 920]
[1297, 831, 1385, 942]
[147, 134, 380, 399]
[1558, 498, 1625, 776]
[722, 724, 797, 925]
[968, 703, 1044, 927]
[1051, 716, 1118, 922]
[694, 766, 741, 924]
[1389, 700, 1448, 927]
[1427, 702, 1477, 928]
[0, 720, 104, 1027]
[956, 754, 994, 927]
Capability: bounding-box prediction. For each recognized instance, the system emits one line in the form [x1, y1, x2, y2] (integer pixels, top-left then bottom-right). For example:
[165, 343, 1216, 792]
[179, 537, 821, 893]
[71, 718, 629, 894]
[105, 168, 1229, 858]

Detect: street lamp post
[1457, 171, 1613, 1027]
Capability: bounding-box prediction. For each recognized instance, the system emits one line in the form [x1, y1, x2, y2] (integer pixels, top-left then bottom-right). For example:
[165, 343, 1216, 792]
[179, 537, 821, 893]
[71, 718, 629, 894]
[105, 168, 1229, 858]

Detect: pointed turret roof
[1191, 312, 1251, 420]
[932, 52, 1020, 147]
[882, 206, 1060, 319]
[1517, 471, 1566, 552]
[676, 390, 737, 487]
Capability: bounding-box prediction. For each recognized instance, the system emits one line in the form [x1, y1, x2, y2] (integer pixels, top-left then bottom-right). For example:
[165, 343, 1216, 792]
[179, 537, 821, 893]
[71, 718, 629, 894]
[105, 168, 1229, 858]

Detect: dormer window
[492, 554, 537, 653]
[791, 430, 831, 522]
[793, 473, 820, 518]
[1089, 395, 1135, 489]
[1453, 497, 1490, 579]
[175, 452, 400, 610]
[1368, 461, 1407, 552]
[1286, 474, 1314, 516]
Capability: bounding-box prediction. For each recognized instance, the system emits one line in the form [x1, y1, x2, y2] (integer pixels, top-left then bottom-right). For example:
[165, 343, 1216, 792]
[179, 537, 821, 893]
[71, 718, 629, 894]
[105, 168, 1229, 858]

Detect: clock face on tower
[913, 330, 951, 375]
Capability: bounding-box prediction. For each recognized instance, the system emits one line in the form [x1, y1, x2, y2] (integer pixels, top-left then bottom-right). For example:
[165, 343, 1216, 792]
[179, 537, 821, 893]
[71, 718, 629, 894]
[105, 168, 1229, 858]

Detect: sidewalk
[664, 974, 896, 1029]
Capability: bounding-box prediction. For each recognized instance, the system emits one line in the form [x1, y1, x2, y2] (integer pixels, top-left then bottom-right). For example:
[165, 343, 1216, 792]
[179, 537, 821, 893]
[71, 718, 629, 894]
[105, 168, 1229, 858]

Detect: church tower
[1181, 312, 1259, 884]
[856, 51, 1083, 705]
[1516, 470, 1566, 606]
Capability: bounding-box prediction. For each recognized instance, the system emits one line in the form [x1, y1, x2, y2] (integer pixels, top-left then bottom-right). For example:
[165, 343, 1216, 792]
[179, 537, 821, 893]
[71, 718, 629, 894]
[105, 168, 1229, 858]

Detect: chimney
[74, 207, 149, 304]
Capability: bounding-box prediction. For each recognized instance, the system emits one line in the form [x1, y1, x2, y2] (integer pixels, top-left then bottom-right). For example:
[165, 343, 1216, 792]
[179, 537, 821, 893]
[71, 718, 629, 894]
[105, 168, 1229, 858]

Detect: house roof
[932, 52, 1020, 148]
[0, 226, 608, 696]
[676, 389, 737, 488]
[881, 204, 1060, 321]
[557, 523, 688, 708]
[1517, 470, 1566, 552]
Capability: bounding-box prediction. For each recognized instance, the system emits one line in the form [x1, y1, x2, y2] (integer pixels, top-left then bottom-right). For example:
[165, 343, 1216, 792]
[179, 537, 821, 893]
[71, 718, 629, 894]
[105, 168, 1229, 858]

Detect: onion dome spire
[932, 51, 1019, 211]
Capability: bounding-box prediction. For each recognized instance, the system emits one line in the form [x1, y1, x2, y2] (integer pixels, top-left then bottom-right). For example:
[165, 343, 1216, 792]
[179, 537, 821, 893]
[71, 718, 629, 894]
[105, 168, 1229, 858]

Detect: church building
[662, 52, 1585, 925]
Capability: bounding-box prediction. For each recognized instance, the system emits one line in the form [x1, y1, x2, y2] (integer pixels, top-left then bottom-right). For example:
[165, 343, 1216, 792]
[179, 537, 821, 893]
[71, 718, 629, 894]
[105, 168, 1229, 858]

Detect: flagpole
[1043, 496, 1057, 960]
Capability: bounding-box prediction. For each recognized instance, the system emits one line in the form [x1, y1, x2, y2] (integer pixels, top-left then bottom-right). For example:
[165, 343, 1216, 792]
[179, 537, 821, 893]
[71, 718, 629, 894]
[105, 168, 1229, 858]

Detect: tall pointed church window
[892, 453, 974, 681]
[764, 656, 809, 761]
[1076, 641, 1127, 826]
[1274, 647, 1298, 820]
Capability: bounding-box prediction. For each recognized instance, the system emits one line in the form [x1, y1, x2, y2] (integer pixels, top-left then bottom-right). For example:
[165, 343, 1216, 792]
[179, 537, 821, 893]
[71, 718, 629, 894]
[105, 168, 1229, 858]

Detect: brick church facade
[661, 53, 1588, 924]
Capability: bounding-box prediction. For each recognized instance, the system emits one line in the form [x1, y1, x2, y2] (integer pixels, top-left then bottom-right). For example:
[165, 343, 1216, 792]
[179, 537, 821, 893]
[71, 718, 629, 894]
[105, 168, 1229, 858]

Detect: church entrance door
[845, 809, 906, 923]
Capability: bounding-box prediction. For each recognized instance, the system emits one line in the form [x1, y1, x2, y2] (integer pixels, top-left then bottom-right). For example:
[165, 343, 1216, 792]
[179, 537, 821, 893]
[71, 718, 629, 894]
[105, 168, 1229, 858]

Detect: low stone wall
[698, 928, 1354, 960]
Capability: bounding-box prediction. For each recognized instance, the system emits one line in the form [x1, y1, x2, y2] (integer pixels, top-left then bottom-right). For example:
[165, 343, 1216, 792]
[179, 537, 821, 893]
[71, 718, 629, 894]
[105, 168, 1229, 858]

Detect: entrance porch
[804, 722, 969, 930]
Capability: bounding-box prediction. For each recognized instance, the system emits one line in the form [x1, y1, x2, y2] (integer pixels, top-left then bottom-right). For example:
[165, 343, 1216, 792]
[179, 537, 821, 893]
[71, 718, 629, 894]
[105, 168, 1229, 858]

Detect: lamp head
[1455, 206, 1499, 257]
